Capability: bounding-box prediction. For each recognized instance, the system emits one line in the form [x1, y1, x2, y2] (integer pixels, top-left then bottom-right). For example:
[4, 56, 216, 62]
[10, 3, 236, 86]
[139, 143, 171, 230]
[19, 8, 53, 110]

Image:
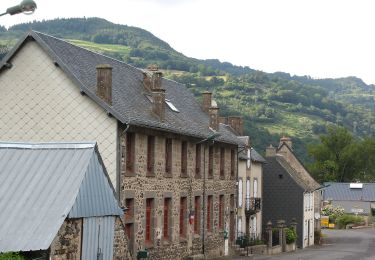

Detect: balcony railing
[245, 197, 261, 216]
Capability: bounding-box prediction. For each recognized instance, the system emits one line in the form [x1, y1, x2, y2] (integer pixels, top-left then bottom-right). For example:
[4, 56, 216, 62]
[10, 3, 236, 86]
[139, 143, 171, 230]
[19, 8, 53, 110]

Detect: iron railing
[245, 197, 261, 216]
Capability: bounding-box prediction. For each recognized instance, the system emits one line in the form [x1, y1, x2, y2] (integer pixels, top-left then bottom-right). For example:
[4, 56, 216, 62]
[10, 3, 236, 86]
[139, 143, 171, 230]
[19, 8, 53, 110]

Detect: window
[126, 132, 135, 174]
[180, 197, 187, 237]
[207, 195, 213, 232]
[165, 138, 172, 175]
[147, 136, 155, 176]
[230, 149, 235, 178]
[208, 146, 214, 178]
[145, 198, 154, 243]
[181, 141, 187, 177]
[125, 198, 134, 221]
[219, 195, 224, 229]
[220, 148, 225, 179]
[163, 198, 171, 240]
[253, 179, 258, 197]
[165, 99, 179, 112]
[247, 148, 251, 168]
[246, 179, 250, 199]
[237, 217, 242, 234]
[238, 179, 243, 207]
[230, 194, 234, 210]
[195, 144, 201, 177]
[125, 223, 134, 253]
[194, 196, 201, 234]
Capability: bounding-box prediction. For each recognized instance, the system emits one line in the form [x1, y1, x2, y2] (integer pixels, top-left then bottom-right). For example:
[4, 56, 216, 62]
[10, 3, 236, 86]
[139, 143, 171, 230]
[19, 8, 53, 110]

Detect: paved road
[233, 228, 375, 260]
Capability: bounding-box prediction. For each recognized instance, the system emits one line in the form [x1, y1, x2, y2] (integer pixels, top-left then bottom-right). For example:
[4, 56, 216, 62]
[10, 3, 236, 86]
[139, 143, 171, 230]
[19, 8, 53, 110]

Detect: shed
[0, 142, 124, 259]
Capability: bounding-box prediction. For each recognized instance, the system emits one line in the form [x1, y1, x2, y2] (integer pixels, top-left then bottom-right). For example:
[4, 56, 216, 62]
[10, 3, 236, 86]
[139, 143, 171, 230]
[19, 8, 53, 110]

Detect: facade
[262, 137, 321, 248]
[237, 136, 265, 241]
[0, 31, 240, 259]
[323, 182, 375, 216]
[0, 142, 129, 260]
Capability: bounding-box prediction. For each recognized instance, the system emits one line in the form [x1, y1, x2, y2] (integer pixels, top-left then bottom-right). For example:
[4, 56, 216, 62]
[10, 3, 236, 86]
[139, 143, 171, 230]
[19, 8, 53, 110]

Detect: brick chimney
[209, 106, 219, 131]
[96, 64, 112, 105]
[202, 91, 212, 113]
[266, 144, 276, 157]
[228, 116, 244, 136]
[279, 136, 292, 149]
[143, 65, 162, 90]
[152, 88, 166, 122]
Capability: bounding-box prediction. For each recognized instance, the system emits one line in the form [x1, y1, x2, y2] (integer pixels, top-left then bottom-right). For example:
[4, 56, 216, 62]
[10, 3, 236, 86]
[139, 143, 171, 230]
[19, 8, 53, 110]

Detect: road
[232, 228, 375, 260]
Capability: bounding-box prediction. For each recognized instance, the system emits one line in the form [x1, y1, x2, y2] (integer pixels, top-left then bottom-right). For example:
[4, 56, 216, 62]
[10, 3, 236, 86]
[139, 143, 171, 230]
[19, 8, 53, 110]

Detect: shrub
[321, 204, 344, 223]
[0, 252, 24, 260]
[336, 214, 364, 229]
[285, 228, 297, 244]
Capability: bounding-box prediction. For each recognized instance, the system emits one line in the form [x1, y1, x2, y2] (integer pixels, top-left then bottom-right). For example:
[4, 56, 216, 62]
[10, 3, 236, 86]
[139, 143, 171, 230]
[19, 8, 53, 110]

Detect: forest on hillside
[2, 18, 375, 163]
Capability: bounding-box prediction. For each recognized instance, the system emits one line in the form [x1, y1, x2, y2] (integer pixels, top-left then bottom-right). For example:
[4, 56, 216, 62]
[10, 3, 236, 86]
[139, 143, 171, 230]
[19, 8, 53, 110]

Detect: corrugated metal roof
[0, 142, 122, 253]
[323, 182, 375, 201]
[82, 216, 115, 260]
[69, 151, 123, 218]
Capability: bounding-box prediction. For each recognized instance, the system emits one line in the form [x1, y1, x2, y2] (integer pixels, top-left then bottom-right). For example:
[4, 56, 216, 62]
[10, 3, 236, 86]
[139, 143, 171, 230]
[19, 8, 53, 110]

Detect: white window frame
[238, 178, 243, 208]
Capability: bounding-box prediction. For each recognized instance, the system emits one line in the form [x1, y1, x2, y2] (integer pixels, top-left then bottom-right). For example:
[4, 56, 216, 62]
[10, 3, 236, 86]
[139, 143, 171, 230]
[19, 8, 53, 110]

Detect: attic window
[165, 99, 179, 112]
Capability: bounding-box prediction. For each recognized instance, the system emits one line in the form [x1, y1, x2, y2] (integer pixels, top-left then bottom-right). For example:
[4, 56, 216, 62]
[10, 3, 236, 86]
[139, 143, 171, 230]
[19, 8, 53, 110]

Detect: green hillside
[1, 17, 375, 162]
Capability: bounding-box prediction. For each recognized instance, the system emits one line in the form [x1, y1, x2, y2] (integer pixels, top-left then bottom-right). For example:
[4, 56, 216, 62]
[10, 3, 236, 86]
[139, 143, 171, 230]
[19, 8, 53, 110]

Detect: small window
[181, 141, 188, 177]
[147, 136, 155, 176]
[278, 174, 283, 179]
[230, 149, 235, 178]
[145, 198, 154, 243]
[164, 198, 171, 240]
[219, 195, 224, 229]
[207, 195, 213, 232]
[165, 99, 179, 112]
[194, 196, 201, 234]
[180, 197, 187, 237]
[195, 144, 201, 177]
[220, 148, 225, 179]
[125, 198, 134, 221]
[208, 146, 214, 178]
[165, 138, 172, 175]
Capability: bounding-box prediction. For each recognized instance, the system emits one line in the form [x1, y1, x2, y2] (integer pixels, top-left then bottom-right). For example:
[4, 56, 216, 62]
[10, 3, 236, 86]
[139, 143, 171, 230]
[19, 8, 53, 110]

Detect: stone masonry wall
[113, 217, 133, 260]
[120, 126, 237, 260]
[50, 219, 82, 260]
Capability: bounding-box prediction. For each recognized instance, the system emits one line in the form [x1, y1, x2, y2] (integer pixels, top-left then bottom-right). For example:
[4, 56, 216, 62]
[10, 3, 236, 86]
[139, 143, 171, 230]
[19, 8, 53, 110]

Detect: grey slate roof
[0, 142, 122, 253]
[250, 148, 266, 163]
[323, 182, 375, 202]
[265, 155, 320, 191]
[0, 31, 240, 145]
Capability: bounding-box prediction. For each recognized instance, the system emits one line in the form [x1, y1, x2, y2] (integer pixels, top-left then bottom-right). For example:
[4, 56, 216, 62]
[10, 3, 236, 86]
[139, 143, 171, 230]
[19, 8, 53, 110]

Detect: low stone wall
[247, 245, 267, 255]
[267, 245, 282, 255]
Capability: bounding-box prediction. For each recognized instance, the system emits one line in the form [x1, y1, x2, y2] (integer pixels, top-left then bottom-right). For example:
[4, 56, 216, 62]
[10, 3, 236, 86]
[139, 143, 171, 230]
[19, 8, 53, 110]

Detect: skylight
[165, 99, 179, 112]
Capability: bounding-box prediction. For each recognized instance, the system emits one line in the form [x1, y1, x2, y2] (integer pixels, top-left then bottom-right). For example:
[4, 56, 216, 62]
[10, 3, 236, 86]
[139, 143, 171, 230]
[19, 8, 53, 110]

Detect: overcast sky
[2, 0, 375, 84]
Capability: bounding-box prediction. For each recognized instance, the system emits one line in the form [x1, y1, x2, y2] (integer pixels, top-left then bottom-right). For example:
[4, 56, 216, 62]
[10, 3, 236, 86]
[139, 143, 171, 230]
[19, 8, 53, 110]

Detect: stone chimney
[152, 88, 166, 122]
[209, 106, 219, 131]
[266, 144, 276, 157]
[228, 116, 244, 136]
[202, 91, 212, 113]
[96, 64, 112, 105]
[279, 136, 292, 149]
[143, 65, 163, 90]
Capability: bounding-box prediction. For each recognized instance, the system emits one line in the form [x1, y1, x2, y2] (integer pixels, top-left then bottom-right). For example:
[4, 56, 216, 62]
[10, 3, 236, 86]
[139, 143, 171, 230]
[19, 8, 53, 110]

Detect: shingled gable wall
[120, 125, 237, 259]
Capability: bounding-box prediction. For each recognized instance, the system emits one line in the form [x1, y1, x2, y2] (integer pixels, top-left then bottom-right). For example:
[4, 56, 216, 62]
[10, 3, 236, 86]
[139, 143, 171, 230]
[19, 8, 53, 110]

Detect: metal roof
[0, 142, 122, 253]
[323, 182, 375, 202]
[331, 200, 371, 215]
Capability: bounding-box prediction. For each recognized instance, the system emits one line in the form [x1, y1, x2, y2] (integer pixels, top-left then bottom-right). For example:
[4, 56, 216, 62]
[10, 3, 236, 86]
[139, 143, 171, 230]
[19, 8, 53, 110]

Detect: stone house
[262, 137, 321, 248]
[0, 142, 129, 260]
[0, 31, 241, 259]
[237, 136, 265, 241]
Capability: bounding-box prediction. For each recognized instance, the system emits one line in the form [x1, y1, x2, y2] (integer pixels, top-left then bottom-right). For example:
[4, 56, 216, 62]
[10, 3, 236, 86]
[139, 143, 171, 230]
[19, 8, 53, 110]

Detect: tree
[308, 126, 359, 182]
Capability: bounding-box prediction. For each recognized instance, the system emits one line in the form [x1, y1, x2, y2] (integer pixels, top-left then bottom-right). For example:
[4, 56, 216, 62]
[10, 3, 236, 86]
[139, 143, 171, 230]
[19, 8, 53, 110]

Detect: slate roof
[323, 182, 375, 201]
[0, 31, 239, 145]
[250, 148, 266, 163]
[0, 142, 122, 253]
[265, 155, 320, 191]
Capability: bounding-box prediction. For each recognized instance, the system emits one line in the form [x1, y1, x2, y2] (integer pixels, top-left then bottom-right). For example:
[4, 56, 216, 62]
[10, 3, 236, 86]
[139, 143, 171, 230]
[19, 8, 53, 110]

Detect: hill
[2, 17, 375, 162]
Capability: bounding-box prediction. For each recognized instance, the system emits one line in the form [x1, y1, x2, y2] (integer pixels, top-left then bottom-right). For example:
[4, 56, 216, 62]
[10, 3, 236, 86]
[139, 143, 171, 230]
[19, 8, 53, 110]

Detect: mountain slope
[2, 17, 375, 162]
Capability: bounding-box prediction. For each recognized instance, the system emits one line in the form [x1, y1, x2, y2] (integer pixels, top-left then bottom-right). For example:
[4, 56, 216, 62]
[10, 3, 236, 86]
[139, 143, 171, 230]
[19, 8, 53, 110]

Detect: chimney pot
[143, 65, 163, 90]
[280, 136, 292, 149]
[96, 64, 112, 105]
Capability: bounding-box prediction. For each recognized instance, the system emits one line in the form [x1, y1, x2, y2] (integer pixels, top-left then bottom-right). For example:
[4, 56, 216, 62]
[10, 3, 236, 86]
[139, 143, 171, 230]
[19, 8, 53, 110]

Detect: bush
[336, 214, 364, 229]
[321, 204, 344, 223]
[285, 228, 297, 244]
[0, 252, 24, 260]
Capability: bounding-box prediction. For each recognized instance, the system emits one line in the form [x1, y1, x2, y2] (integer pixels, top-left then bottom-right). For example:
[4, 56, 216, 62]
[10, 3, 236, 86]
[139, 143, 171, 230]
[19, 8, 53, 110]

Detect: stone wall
[50, 219, 82, 260]
[113, 217, 132, 260]
[120, 126, 237, 259]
